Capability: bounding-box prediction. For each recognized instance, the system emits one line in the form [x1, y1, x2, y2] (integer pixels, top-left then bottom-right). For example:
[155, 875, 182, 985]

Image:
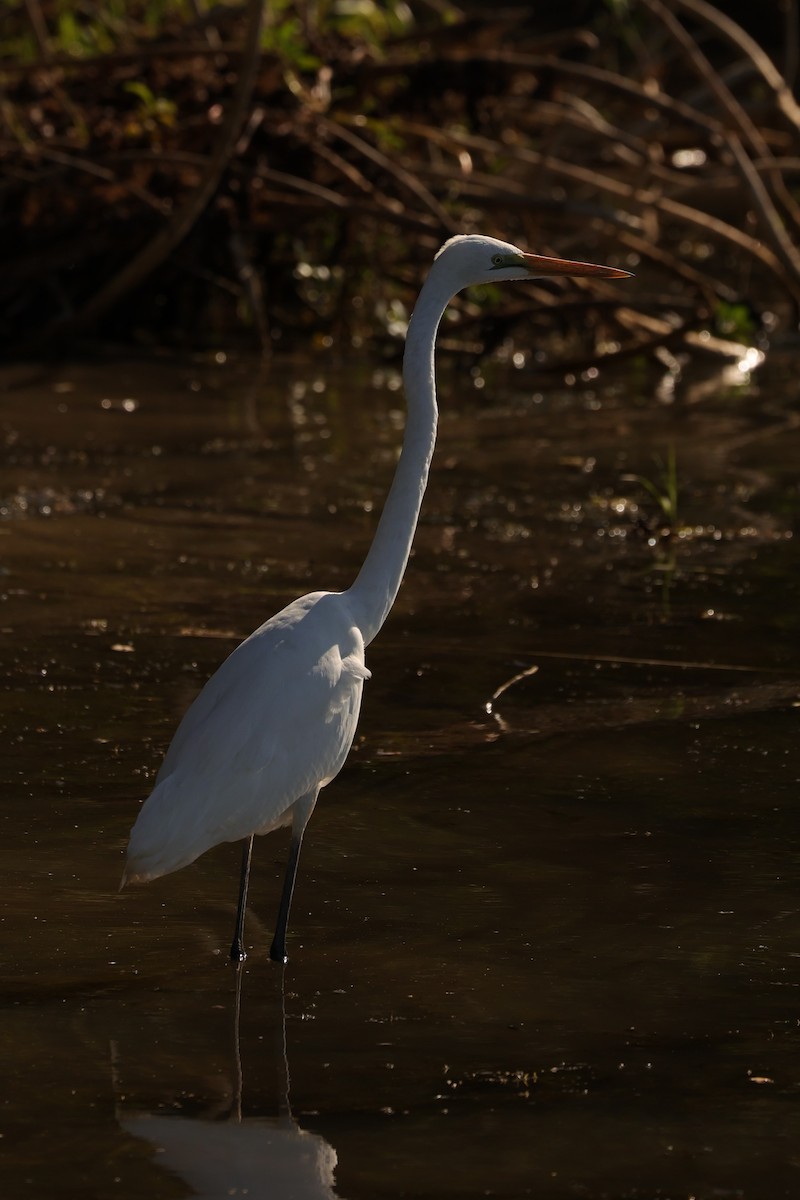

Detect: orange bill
[522, 252, 631, 279]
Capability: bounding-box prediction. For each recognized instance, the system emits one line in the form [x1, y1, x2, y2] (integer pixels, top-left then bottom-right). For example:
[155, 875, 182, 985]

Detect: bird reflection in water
[119, 969, 342, 1200]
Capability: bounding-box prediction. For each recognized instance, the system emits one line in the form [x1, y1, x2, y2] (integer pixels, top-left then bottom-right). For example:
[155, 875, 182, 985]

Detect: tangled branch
[1, 1, 798, 364]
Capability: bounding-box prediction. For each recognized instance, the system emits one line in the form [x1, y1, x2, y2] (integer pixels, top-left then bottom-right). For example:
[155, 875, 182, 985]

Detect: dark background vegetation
[2, 0, 800, 365]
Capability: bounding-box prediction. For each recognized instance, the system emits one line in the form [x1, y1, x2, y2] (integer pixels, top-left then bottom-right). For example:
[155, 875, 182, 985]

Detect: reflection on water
[121, 972, 341, 1200]
[1, 353, 800, 1198]
[123, 1116, 338, 1200]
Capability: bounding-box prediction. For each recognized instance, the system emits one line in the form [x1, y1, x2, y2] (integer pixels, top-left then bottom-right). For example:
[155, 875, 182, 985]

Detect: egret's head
[433, 233, 631, 291]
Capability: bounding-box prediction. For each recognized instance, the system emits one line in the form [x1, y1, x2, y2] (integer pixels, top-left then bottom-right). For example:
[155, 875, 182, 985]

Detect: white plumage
[125, 592, 369, 883]
[123, 234, 629, 962]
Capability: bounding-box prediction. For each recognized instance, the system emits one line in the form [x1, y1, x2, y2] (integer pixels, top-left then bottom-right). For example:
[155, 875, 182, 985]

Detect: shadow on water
[1, 352, 800, 1197]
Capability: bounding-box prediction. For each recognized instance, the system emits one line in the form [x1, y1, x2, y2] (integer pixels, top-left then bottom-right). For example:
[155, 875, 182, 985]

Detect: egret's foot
[269, 938, 288, 965]
[230, 939, 247, 963]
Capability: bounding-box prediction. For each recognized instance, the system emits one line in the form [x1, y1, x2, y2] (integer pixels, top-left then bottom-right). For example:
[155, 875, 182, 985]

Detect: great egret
[123, 234, 629, 963]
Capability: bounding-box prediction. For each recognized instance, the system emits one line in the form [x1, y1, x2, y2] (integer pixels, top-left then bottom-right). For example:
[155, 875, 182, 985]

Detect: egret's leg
[230, 834, 254, 963]
[269, 789, 318, 964]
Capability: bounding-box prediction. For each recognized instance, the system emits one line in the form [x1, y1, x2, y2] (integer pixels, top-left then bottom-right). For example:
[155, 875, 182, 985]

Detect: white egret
[123, 234, 630, 963]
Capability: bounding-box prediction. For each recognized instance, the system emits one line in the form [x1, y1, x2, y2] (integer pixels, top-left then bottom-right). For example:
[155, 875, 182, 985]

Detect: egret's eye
[491, 254, 505, 267]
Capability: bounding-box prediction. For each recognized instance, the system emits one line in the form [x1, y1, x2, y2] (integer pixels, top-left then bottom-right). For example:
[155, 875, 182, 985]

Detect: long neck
[346, 271, 453, 646]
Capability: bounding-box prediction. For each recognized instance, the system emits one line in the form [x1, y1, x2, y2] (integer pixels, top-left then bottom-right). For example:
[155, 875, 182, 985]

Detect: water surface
[1, 351, 799, 1199]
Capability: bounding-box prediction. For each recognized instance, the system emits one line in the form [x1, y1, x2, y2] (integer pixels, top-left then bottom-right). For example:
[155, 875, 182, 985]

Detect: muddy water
[1, 351, 799, 1199]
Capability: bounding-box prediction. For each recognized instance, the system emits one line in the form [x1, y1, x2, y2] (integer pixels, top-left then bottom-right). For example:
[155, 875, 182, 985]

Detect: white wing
[125, 591, 369, 881]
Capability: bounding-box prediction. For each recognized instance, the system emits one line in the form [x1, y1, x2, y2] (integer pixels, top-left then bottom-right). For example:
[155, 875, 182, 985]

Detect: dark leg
[230, 834, 254, 963]
[269, 828, 306, 964]
[269, 790, 317, 964]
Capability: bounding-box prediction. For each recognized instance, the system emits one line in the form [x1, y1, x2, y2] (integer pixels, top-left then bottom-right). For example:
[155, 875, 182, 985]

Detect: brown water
[1, 351, 799, 1199]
